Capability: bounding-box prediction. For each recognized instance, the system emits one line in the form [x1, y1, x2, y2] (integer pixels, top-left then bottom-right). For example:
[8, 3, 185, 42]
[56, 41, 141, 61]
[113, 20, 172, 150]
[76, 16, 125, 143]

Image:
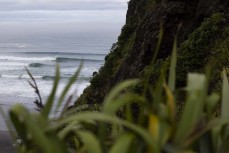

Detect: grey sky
[0, 0, 129, 11]
[0, 0, 129, 35]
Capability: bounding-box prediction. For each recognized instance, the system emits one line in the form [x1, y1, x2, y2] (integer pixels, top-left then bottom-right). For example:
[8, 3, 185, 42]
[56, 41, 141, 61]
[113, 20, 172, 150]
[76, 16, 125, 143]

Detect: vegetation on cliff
[177, 13, 229, 89]
[76, 0, 229, 106]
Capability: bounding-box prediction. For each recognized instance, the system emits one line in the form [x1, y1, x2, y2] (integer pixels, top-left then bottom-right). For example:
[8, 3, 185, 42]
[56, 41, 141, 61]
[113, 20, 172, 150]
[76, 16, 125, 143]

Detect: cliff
[76, 0, 229, 106]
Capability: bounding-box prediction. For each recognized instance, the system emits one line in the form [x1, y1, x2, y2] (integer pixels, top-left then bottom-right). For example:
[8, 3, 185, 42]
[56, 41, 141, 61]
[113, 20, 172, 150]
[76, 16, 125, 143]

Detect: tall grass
[4, 47, 229, 153]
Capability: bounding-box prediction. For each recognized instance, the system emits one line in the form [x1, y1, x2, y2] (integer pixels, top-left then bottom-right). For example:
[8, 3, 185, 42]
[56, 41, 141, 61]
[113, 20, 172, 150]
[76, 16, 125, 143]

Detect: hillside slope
[76, 0, 229, 106]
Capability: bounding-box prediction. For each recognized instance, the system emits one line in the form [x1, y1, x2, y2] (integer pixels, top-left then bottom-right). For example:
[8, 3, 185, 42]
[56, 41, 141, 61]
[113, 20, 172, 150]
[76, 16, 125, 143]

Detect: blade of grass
[58, 121, 80, 139]
[222, 69, 229, 118]
[104, 93, 145, 115]
[151, 24, 164, 66]
[168, 38, 177, 91]
[182, 118, 227, 149]
[109, 133, 134, 153]
[9, 105, 54, 153]
[42, 64, 60, 119]
[206, 93, 220, 117]
[175, 73, 207, 144]
[59, 94, 73, 117]
[148, 114, 160, 141]
[77, 130, 103, 153]
[126, 103, 133, 122]
[164, 83, 176, 124]
[143, 26, 164, 96]
[152, 68, 166, 110]
[103, 79, 139, 109]
[55, 62, 83, 113]
[56, 112, 160, 153]
[0, 107, 18, 146]
[101, 80, 138, 148]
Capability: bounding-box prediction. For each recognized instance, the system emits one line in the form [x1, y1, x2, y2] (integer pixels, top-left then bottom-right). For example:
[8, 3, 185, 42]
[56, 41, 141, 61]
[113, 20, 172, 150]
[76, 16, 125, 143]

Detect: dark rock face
[75, 0, 229, 106]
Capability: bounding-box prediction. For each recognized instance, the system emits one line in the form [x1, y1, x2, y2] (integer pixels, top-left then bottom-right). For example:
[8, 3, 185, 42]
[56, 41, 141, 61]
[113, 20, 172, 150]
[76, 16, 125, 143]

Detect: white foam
[0, 74, 43, 79]
[0, 67, 23, 71]
[0, 61, 28, 66]
[0, 43, 28, 48]
[1, 74, 19, 78]
[20, 74, 43, 79]
[35, 81, 90, 98]
[0, 56, 55, 61]
[62, 67, 98, 76]
[81, 67, 98, 74]
[0, 79, 36, 97]
[17, 44, 27, 48]
[76, 82, 90, 97]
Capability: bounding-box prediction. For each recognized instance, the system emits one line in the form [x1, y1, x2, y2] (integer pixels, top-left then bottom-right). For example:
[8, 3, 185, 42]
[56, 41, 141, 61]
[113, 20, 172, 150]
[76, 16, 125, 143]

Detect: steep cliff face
[76, 0, 229, 106]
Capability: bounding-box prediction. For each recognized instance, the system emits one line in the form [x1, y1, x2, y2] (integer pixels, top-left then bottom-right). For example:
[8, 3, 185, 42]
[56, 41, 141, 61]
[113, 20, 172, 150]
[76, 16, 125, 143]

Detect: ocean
[0, 7, 126, 130]
[0, 32, 117, 113]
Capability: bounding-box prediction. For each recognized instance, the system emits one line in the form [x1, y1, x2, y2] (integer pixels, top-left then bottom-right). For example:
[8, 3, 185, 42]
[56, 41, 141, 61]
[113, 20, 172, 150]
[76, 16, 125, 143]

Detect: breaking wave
[55, 57, 103, 63]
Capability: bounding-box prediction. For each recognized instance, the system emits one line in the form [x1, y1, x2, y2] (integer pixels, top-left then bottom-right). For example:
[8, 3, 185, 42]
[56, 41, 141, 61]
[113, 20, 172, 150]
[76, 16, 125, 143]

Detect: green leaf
[199, 134, 213, 153]
[11, 105, 67, 153]
[58, 121, 80, 139]
[151, 25, 164, 66]
[175, 73, 207, 144]
[168, 38, 177, 91]
[0, 107, 17, 143]
[109, 133, 134, 153]
[222, 70, 229, 118]
[9, 105, 28, 143]
[211, 126, 221, 153]
[101, 80, 138, 145]
[150, 68, 166, 113]
[57, 112, 160, 153]
[103, 79, 139, 112]
[126, 103, 133, 122]
[186, 73, 206, 91]
[219, 135, 229, 152]
[56, 62, 83, 112]
[9, 105, 53, 153]
[104, 93, 145, 115]
[111, 124, 124, 139]
[179, 151, 197, 153]
[77, 130, 102, 153]
[164, 83, 176, 124]
[42, 64, 60, 119]
[182, 118, 227, 148]
[206, 93, 220, 117]
[143, 27, 164, 96]
[148, 114, 160, 141]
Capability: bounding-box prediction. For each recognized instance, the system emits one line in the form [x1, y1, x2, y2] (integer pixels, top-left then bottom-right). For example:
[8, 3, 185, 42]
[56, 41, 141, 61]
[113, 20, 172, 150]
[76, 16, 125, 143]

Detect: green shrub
[4, 46, 229, 153]
[177, 13, 227, 87]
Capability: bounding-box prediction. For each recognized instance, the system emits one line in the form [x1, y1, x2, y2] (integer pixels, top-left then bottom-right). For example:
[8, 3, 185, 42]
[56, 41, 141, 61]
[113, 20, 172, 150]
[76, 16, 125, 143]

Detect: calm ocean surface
[0, 32, 117, 108]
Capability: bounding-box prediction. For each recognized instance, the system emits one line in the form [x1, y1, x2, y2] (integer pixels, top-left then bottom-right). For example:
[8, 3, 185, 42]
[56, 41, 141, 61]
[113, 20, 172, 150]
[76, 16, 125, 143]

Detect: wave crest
[0, 56, 55, 61]
[55, 57, 103, 63]
[29, 63, 47, 68]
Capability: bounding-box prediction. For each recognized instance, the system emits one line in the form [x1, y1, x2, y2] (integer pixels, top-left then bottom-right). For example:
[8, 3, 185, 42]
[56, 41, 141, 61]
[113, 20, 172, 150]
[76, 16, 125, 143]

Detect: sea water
[0, 7, 126, 130]
[0, 32, 117, 108]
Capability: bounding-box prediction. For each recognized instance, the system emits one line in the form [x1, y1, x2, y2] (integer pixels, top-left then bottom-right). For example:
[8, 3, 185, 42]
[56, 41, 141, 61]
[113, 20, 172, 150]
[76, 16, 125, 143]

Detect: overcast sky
[0, 0, 129, 35]
[0, 0, 129, 10]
